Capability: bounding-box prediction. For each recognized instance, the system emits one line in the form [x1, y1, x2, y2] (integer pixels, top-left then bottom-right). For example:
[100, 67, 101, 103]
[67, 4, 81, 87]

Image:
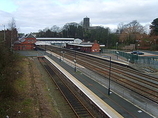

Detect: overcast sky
[0, 0, 157, 33]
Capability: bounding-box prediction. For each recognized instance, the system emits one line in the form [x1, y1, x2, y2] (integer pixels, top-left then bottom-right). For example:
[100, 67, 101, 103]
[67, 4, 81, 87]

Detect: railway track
[37, 45, 158, 103]
[38, 57, 96, 118]
[75, 57, 158, 102]
[75, 52, 158, 103]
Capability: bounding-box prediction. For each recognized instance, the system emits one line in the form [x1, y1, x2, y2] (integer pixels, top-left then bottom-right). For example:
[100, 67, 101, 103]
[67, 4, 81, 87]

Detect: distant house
[13, 34, 36, 50]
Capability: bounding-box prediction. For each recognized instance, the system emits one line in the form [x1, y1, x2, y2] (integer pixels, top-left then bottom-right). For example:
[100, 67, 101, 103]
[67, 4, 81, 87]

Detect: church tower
[83, 17, 90, 29]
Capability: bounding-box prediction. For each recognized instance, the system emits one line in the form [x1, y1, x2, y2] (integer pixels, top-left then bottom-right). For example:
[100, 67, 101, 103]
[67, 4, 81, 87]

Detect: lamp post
[60, 51, 63, 62]
[74, 49, 77, 72]
[60, 44, 62, 62]
[108, 56, 112, 95]
[62, 51, 65, 61]
[116, 42, 118, 59]
[106, 28, 109, 49]
[44, 42, 46, 54]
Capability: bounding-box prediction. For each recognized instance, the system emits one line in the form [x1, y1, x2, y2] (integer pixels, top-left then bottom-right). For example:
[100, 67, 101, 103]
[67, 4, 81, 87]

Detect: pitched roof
[25, 33, 36, 38]
[14, 33, 35, 44]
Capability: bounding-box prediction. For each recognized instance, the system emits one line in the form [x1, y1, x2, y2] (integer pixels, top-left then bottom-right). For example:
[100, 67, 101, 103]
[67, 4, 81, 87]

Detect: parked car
[131, 51, 137, 54]
[131, 51, 144, 55]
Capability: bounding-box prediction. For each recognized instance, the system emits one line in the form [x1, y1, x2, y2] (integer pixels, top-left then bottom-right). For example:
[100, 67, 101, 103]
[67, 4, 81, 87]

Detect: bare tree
[118, 20, 145, 44]
[117, 22, 125, 34]
[8, 17, 16, 30]
[8, 18, 18, 49]
[124, 20, 145, 34]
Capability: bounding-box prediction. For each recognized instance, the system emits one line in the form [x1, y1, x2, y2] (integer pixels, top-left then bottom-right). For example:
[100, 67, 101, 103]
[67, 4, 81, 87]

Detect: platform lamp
[74, 49, 77, 72]
[44, 42, 46, 55]
[108, 56, 112, 95]
[116, 42, 118, 59]
[60, 44, 62, 62]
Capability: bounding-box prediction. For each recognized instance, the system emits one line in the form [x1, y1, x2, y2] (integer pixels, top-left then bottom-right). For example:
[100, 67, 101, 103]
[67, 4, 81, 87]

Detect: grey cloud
[1, 0, 158, 33]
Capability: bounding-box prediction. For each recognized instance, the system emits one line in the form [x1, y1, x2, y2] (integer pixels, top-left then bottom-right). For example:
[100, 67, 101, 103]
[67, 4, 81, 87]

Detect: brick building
[66, 40, 105, 53]
[13, 34, 36, 50]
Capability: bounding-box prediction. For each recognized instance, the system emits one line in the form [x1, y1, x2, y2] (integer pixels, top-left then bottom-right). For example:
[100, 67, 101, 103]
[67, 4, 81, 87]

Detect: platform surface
[16, 50, 155, 118]
[44, 53, 154, 118]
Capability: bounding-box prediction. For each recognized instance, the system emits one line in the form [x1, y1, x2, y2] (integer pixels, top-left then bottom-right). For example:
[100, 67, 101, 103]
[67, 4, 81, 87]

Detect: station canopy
[35, 38, 75, 45]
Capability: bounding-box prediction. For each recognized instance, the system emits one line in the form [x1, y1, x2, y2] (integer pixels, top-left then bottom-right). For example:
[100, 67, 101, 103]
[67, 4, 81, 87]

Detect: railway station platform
[44, 52, 155, 118]
[15, 50, 157, 118]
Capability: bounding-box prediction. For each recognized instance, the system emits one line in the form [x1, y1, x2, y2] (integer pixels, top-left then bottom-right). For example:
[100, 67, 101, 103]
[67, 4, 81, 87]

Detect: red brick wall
[14, 44, 35, 50]
[22, 38, 36, 44]
[91, 43, 100, 52]
[13, 37, 36, 50]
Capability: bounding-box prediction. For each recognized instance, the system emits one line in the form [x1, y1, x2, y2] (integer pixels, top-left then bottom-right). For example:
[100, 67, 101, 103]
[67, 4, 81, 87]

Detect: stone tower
[83, 17, 90, 29]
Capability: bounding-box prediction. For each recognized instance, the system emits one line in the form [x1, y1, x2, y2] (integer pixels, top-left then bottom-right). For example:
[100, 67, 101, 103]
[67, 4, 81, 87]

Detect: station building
[13, 34, 75, 50]
[13, 34, 36, 50]
[13, 33, 104, 52]
[66, 39, 105, 53]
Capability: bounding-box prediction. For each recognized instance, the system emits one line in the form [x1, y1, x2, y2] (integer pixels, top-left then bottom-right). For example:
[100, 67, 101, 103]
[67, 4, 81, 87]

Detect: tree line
[1, 17, 158, 50]
[36, 22, 118, 48]
[36, 18, 158, 50]
[0, 18, 18, 50]
[0, 18, 21, 102]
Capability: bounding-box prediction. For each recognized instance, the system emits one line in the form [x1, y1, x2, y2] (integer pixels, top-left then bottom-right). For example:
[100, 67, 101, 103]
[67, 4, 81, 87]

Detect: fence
[103, 49, 158, 70]
[136, 56, 158, 70]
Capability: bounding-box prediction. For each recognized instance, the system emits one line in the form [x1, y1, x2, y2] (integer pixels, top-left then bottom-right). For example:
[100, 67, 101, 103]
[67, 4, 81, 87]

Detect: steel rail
[38, 57, 96, 118]
[37, 45, 158, 103]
